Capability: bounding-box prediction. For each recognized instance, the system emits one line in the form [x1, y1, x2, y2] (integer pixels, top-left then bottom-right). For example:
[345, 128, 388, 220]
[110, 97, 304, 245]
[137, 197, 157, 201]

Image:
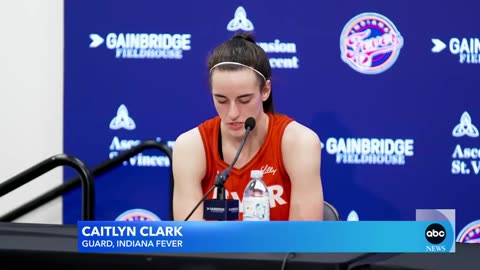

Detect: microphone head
[245, 117, 256, 131]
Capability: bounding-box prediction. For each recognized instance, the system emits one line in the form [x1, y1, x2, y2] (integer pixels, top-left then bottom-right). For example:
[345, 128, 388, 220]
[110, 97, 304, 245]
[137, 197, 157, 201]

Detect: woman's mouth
[228, 122, 243, 130]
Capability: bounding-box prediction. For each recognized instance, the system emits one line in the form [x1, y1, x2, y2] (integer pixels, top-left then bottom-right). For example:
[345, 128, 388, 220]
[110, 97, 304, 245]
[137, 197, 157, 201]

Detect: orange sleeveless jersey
[198, 113, 293, 221]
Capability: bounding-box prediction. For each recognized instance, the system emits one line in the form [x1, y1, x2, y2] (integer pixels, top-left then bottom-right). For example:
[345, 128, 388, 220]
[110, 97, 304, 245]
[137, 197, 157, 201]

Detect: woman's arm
[282, 122, 324, 220]
[172, 128, 207, 221]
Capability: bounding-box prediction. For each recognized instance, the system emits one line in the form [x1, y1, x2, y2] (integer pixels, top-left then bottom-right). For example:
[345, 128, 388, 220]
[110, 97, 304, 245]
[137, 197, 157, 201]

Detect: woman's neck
[231, 113, 268, 144]
[222, 113, 270, 165]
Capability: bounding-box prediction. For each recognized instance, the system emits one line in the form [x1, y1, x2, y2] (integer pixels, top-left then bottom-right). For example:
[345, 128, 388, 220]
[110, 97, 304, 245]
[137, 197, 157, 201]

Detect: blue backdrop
[63, 0, 480, 241]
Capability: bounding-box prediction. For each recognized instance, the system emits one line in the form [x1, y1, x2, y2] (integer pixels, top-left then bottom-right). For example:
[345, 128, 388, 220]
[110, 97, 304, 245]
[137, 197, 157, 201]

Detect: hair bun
[232, 32, 256, 43]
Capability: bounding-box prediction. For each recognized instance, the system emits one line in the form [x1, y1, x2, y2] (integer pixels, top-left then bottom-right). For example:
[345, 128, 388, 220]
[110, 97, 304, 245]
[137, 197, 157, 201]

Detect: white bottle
[242, 170, 270, 221]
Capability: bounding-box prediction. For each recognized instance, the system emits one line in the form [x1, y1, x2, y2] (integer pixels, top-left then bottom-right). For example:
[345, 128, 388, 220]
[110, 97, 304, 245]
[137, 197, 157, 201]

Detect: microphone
[184, 117, 256, 221]
[215, 117, 256, 199]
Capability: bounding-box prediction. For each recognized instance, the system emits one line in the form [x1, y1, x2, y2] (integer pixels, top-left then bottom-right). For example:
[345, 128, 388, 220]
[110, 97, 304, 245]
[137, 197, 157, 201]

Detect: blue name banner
[78, 221, 455, 253]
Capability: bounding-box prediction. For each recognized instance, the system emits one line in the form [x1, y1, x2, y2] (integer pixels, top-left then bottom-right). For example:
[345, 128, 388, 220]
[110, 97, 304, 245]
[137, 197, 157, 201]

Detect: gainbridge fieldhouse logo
[431, 37, 480, 64]
[89, 32, 192, 60]
[340, 12, 404, 75]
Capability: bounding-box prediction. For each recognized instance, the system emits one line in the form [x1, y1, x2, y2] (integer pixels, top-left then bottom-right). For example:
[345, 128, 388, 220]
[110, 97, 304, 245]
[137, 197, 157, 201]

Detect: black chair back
[324, 201, 340, 221]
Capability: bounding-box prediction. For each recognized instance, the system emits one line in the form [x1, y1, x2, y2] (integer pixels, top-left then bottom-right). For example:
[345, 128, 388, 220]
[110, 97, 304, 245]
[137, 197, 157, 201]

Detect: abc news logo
[425, 223, 446, 244]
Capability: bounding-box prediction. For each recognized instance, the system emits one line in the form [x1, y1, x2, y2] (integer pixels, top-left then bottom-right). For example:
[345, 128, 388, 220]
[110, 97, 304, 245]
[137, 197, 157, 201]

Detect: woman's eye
[239, 98, 251, 104]
[217, 99, 227, 104]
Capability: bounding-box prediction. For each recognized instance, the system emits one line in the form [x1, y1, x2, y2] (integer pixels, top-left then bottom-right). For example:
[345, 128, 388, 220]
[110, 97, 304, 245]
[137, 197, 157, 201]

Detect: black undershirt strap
[218, 126, 224, 161]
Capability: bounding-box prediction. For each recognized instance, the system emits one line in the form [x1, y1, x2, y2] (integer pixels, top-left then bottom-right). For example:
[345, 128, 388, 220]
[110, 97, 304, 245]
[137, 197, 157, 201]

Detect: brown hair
[208, 32, 274, 113]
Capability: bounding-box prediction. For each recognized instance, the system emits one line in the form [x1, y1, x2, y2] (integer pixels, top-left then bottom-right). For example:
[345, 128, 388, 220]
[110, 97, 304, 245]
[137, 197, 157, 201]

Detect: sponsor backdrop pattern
[64, 1, 479, 239]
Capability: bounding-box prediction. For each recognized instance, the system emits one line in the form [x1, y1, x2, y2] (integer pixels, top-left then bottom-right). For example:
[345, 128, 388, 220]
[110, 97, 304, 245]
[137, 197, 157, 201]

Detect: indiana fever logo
[340, 12, 404, 75]
[457, 220, 480, 244]
[115, 209, 161, 221]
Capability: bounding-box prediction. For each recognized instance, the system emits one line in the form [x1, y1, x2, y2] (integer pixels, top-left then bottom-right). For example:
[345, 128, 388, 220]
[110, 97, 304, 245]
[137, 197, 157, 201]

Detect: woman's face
[211, 68, 270, 138]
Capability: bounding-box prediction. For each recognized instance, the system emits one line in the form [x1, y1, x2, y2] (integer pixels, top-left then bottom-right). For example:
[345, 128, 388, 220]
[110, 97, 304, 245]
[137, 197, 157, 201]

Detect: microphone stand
[213, 124, 252, 199]
[184, 124, 254, 221]
[183, 185, 216, 221]
[183, 171, 228, 221]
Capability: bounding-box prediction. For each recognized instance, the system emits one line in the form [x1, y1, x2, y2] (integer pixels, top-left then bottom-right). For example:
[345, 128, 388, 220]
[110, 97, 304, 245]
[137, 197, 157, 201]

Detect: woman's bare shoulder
[282, 121, 321, 147]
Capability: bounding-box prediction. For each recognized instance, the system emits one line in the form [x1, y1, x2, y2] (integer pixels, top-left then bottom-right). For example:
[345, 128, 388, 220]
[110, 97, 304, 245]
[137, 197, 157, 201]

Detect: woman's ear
[261, 80, 271, 102]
